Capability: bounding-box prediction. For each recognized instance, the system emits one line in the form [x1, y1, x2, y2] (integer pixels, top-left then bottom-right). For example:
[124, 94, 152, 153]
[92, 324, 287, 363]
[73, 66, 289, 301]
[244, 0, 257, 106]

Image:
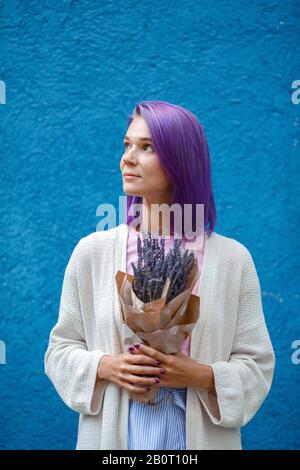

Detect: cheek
[145, 161, 170, 188]
[152, 161, 168, 182]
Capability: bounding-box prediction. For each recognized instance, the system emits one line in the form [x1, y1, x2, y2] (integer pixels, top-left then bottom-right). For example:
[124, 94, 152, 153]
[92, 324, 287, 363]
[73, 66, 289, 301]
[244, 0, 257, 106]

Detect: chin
[125, 193, 141, 198]
[123, 184, 140, 195]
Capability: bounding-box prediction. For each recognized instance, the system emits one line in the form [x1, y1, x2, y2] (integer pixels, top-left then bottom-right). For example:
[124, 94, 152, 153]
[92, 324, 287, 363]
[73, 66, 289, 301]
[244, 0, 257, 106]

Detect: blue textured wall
[0, 0, 299, 450]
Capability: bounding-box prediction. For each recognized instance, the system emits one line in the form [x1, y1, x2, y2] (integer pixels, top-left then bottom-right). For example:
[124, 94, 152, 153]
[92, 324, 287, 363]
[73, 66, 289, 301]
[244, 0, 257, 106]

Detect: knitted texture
[44, 224, 275, 450]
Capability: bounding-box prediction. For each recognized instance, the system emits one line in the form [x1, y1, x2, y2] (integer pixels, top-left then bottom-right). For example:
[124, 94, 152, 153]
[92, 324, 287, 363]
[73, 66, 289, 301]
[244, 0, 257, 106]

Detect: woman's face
[120, 115, 173, 204]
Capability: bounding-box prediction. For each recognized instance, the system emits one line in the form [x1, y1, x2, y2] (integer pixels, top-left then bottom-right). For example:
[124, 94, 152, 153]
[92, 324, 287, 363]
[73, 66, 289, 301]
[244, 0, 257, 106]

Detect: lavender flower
[131, 233, 195, 303]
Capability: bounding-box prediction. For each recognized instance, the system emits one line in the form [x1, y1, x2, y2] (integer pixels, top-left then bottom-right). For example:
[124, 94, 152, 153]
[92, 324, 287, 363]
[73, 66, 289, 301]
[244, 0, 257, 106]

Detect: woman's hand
[129, 343, 215, 392]
[97, 352, 165, 395]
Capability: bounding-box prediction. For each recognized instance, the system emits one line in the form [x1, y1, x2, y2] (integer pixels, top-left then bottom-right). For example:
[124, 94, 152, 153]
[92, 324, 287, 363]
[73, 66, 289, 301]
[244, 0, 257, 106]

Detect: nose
[121, 145, 138, 166]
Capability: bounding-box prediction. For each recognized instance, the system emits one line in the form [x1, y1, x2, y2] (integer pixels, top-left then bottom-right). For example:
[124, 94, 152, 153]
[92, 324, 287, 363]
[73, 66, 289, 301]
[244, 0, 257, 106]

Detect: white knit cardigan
[44, 224, 275, 450]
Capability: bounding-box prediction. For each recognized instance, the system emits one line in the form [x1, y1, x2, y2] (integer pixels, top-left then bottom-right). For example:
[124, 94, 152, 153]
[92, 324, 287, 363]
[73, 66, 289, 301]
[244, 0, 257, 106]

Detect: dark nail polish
[153, 378, 160, 383]
[159, 368, 166, 374]
[128, 346, 135, 352]
[134, 344, 141, 349]
[155, 360, 161, 365]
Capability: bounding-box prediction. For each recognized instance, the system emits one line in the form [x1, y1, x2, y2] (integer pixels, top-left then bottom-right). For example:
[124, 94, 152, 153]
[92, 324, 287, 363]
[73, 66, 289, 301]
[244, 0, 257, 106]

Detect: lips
[124, 173, 140, 177]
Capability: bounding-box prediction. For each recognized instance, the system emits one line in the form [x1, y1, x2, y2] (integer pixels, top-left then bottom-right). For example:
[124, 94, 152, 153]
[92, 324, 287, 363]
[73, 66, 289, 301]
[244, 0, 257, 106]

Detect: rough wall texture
[0, 0, 299, 450]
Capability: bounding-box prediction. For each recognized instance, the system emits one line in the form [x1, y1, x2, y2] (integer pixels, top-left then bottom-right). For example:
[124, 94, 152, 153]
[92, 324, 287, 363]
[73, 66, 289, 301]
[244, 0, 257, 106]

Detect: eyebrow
[124, 135, 153, 142]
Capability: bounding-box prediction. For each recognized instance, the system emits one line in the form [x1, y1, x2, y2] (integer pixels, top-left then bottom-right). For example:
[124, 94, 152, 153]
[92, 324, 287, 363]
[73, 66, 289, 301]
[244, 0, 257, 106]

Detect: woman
[44, 100, 275, 450]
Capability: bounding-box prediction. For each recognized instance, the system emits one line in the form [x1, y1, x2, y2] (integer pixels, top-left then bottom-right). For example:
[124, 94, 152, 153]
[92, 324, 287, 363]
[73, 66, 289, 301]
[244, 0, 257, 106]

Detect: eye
[123, 142, 154, 152]
[142, 144, 154, 152]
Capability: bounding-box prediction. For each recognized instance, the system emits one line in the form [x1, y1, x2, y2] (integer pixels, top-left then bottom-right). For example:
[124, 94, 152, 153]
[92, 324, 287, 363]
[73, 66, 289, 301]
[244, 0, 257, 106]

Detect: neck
[138, 197, 172, 236]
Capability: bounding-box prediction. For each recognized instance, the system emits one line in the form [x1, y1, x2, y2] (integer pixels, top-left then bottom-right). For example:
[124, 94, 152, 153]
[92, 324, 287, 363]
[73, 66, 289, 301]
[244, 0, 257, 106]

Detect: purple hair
[125, 100, 217, 237]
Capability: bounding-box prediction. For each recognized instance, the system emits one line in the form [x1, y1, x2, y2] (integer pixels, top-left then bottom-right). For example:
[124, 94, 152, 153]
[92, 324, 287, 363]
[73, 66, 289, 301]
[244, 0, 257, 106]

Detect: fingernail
[153, 378, 160, 383]
[159, 368, 166, 374]
[146, 385, 151, 391]
[134, 344, 141, 349]
[128, 346, 135, 352]
[155, 360, 161, 365]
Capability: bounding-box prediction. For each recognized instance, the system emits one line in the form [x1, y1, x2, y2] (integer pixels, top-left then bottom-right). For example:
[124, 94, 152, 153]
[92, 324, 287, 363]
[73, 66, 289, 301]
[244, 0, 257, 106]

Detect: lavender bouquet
[115, 232, 200, 403]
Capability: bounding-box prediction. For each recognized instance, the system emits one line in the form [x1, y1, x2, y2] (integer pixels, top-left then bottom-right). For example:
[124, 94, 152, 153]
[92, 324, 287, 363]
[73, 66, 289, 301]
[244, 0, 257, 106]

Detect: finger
[126, 353, 162, 367]
[133, 343, 167, 362]
[126, 384, 150, 394]
[173, 352, 185, 358]
[125, 374, 162, 386]
[128, 365, 166, 376]
[127, 345, 140, 354]
[123, 382, 153, 394]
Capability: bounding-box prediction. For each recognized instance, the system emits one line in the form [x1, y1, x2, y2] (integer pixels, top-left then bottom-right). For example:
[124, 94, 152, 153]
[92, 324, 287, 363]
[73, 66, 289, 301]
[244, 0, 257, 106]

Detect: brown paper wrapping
[115, 257, 200, 404]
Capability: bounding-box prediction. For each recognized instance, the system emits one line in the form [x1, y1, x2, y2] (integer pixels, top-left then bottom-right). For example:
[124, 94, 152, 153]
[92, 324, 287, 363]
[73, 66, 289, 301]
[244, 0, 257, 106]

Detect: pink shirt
[126, 224, 204, 356]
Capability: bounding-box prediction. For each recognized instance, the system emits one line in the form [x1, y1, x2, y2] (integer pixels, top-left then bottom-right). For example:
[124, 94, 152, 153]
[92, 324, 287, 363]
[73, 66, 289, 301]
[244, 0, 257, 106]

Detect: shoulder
[208, 231, 257, 272]
[210, 231, 253, 257]
[70, 224, 127, 263]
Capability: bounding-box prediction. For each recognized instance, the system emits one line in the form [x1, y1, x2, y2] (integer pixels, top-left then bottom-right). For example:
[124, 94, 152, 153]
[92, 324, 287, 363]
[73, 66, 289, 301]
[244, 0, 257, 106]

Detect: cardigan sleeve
[196, 247, 275, 428]
[44, 240, 109, 416]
